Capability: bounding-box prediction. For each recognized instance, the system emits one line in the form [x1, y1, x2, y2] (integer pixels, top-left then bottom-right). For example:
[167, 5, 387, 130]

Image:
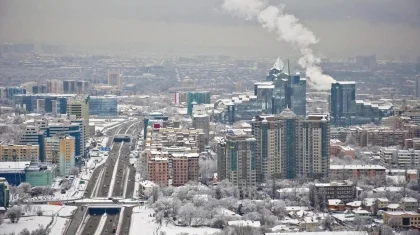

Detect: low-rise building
[377, 198, 390, 210]
[25, 163, 57, 186]
[314, 181, 356, 203]
[330, 165, 386, 182]
[383, 211, 420, 228]
[0, 144, 40, 162]
[400, 197, 419, 211]
[380, 148, 420, 168]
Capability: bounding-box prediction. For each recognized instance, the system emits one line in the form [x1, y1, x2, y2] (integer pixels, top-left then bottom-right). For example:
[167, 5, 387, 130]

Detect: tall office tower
[63, 80, 77, 94]
[192, 113, 210, 145]
[221, 133, 257, 198]
[264, 58, 307, 116]
[67, 95, 90, 156]
[108, 70, 121, 89]
[266, 57, 285, 81]
[187, 91, 211, 116]
[32, 85, 47, 94]
[76, 81, 89, 94]
[416, 76, 420, 98]
[0, 177, 10, 209]
[67, 94, 89, 129]
[47, 80, 63, 94]
[288, 74, 307, 116]
[252, 110, 330, 182]
[330, 81, 356, 126]
[59, 136, 75, 175]
[255, 82, 274, 115]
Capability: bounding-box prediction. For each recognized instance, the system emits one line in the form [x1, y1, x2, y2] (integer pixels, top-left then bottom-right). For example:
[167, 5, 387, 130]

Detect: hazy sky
[1, 0, 419, 58]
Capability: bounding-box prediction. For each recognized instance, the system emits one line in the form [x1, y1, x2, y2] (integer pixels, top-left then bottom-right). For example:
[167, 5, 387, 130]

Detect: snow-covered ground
[0, 215, 69, 235]
[91, 118, 126, 132]
[37, 205, 77, 217]
[129, 206, 220, 235]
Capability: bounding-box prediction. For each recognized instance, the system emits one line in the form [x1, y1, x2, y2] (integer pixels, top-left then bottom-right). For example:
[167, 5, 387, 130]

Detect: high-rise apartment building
[63, 80, 77, 94]
[217, 133, 257, 198]
[192, 113, 210, 145]
[67, 95, 89, 154]
[148, 157, 169, 187]
[251, 110, 330, 181]
[0, 177, 10, 209]
[108, 70, 121, 89]
[59, 136, 75, 175]
[44, 136, 60, 164]
[0, 144, 40, 162]
[330, 81, 356, 126]
[76, 81, 89, 94]
[171, 153, 199, 186]
[216, 140, 227, 181]
[47, 80, 63, 94]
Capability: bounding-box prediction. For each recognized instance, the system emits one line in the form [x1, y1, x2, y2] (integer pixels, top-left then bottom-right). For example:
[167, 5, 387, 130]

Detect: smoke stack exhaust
[222, 0, 336, 90]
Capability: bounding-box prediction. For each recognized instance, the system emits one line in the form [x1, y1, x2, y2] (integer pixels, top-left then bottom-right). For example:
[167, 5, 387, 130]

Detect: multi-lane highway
[66, 120, 142, 235]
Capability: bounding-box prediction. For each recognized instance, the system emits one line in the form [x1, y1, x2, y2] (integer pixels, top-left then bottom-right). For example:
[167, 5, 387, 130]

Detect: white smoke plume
[223, 0, 336, 90]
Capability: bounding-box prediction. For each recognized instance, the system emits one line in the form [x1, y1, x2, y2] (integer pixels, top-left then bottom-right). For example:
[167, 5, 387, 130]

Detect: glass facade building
[89, 96, 118, 117]
[330, 82, 356, 126]
[187, 91, 211, 116]
[13, 94, 69, 114]
[0, 177, 10, 208]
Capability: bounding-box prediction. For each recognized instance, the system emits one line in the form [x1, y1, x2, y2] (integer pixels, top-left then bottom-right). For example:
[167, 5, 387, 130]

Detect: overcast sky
[1, 0, 419, 58]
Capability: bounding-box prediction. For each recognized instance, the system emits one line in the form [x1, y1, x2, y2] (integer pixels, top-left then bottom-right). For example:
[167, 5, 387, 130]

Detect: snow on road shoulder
[130, 206, 220, 235]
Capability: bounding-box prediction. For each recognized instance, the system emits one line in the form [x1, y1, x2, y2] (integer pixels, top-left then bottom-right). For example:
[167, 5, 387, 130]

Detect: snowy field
[0, 205, 76, 234]
[37, 205, 77, 217]
[129, 206, 220, 235]
[0, 216, 69, 235]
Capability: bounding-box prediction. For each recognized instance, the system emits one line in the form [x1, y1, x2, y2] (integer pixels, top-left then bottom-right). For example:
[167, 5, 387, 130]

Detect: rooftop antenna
[287, 59, 291, 76]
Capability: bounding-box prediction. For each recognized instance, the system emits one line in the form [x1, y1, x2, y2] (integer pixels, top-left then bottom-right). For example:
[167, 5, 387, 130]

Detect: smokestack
[223, 0, 336, 90]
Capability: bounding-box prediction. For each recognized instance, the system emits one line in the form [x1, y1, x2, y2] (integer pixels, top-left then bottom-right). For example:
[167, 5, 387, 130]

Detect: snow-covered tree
[18, 182, 32, 195]
[7, 206, 22, 223]
[178, 203, 196, 226]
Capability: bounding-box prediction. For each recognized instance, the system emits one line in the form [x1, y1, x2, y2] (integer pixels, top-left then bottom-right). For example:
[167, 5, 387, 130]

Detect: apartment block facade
[148, 157, 169, 187]
[0, 144, 40, 162]
[251, 110, 330, 182]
